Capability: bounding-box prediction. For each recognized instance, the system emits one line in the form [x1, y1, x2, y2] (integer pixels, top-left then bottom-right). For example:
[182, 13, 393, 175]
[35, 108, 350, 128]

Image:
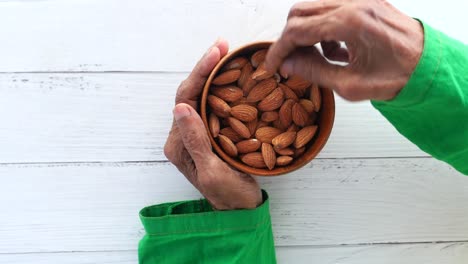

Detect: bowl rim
[200, 41, 335, 176]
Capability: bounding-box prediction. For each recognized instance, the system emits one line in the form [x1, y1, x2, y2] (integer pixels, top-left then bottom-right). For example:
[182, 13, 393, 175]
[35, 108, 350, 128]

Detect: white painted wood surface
[0, 0, 467, 263]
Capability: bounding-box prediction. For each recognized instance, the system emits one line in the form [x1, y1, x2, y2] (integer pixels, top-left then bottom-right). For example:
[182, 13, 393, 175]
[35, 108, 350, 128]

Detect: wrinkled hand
[164, 40, 262, 210]
[265, 0, 424, 101]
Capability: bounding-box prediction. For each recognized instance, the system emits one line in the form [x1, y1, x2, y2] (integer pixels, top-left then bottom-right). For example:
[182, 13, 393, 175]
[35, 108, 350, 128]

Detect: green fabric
[138, 190, 276, 263]
[372, 21, 468, 175]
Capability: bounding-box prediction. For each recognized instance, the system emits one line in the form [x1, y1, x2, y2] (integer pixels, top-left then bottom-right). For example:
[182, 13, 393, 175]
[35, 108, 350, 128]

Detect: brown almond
[272, 118, 287, 131]
[218, 135, 238, 157]
[242, 76, 257, 96]
[275, 147, 295, 156]
[220, 127, 243, 143]
[294, 125, 318, 149]
[292, 102, 309, 127]
[299, 99, 315, 114]
[310, 84, 322, 112]
[247, 78, 277, 103]
[246, 119, 258, 136]
[277, 156, 293, 166]
[208, 95, 231, 118]
[251, 49, 267, 68]
[305, 112, 318, 126]
[228, 117, 251, 139]
[230, 97, 257, 107]
[238, 63, 255, 94]
[272, 132, 296, 150]
[279, 83, 299, 101]
[261, 111, 279, 123]
[294, 147, 306, 158]
[287, 124, 299, 132]
[257, 87, 284, 112]
[256, 120, 270, 130]
[241, 152, 267, 168]
[231, 105, 258, 122]
[255, 127, 282, 144]
[222, 57, 248, 71]
[252, 62, 274, 81]
[279, 99, 295, 127]
[284, 75, 311, 90]
[262, 143, 276, 170]
[236, 139, 261, 154]
[212, 69, 241, 86]
[209, 113, 220, 138]
[211, 85, 243, 102]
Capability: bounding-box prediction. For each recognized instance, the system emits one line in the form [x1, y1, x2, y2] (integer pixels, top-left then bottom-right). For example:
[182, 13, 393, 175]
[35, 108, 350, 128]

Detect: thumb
[173, 103, 215, 165]
[280, 46, 350, 92]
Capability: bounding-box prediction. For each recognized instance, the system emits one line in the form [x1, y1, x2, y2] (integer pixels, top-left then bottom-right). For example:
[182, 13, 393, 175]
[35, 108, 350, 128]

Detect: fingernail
[281, 59, 294, 77]
[173, 104, 191, 121]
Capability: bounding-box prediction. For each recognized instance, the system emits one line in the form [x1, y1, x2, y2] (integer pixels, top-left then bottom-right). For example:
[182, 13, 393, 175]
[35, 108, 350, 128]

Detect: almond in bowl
[201, 42, 335, 176]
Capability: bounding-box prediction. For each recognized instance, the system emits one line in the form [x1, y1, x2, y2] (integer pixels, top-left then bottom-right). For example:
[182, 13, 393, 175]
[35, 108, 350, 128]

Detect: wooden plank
[0, 0, 466, 72]
[0, 159, 466, 253]
[0, 73, 425, 163]
[1, 243, 468, 264]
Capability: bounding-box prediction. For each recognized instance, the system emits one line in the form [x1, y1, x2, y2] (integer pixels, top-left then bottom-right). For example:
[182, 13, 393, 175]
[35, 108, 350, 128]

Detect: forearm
[372, 21, 468, 175]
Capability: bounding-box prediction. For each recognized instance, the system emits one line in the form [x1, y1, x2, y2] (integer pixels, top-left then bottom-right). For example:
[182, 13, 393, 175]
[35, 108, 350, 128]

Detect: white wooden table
[0, 1, 467, 263]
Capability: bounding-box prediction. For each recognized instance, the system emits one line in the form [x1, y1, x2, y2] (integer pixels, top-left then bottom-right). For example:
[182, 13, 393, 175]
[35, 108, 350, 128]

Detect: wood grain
[0, 0, 466, 72]
[0, 159, 466, 253]
[0, 73, 425, 163]
[1, 243, 467, 264]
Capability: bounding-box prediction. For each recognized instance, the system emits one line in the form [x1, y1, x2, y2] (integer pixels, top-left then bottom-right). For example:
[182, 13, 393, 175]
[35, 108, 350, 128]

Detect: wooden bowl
[200, 42, 335, 176]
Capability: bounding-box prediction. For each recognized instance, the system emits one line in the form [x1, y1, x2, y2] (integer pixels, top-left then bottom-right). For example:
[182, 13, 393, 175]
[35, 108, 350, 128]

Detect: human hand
[265, 0, 424, 101]
[164, 40, 262, 210]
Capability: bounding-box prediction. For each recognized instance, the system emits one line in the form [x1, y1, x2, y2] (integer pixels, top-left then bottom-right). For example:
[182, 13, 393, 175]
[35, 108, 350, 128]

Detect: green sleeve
[372, 21, 468, 175]
[138, 190, 276, 263]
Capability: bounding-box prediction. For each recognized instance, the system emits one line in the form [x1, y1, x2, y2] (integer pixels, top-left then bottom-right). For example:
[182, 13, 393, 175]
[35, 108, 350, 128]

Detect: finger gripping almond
[207, 48, 323, 170]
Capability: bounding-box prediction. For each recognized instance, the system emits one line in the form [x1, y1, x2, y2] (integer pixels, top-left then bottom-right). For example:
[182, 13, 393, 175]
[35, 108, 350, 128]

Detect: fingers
[288, 0, 340, 20]
[280, 45, 351, 91]
[175, 39, 230, 107]
[265, 16, 337, 73]
[173, 103, 215, 166]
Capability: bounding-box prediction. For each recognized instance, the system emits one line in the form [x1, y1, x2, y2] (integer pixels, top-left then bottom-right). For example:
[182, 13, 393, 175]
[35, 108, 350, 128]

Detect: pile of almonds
[207, 48, 321, 170]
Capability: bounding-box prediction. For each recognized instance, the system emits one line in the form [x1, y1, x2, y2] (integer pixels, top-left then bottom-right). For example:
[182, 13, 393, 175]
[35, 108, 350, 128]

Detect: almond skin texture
[279, 99, 295, 128]
[220, 127, 243, 143]
[292, 102, 309, 127]
[230, 97, 257, 107]
[236, 139, 261, 154]
[294, 125, 318, 149]
[287, 124, 299, 132]
[250, 49, 267, 68]
[241, 152, 267, 168]
[212, 69, 241, 86]
[208, 95, 231, 118]
[247, 78, 277, 103]
[228, 117, 251, 139]
[272, 131, 296, 150]
[222, 57, 248, 71]
[311, 84, 322, 112]
[261, 111, 279, 123]
[275, 147, 295, 156]
[299, 99, 315, 114]
[277, 156, 293, 166]
[211, 85, 243, 102]
[238, 62, 253, 87]
[242, 75, 257, 97]
[246, 119, 258, 136]
[284, 75, 311, 90]
[272, 118, 287, 131]
[255, 127, 282, 144]
[209, 113, 220, 138]
[252, 62, 274, 81]
[279, 83, 299, 101]
[218, 135, 238, 157]
[294, 147, 306, 158]
[257, 87, 285, 112]
[231, 105, 258, 122]
[261, 143, 276, 170]
[256, 120, 269, 130]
